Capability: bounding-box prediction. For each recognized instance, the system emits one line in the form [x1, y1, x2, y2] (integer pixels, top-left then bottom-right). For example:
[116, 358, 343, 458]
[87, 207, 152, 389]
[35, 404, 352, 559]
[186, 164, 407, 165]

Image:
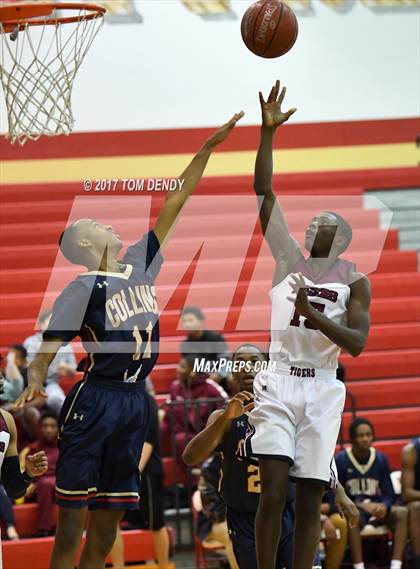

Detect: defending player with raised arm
[183, 345, 358, 569]
[248, 80, 371, 569]
[13, 111, 243, 569]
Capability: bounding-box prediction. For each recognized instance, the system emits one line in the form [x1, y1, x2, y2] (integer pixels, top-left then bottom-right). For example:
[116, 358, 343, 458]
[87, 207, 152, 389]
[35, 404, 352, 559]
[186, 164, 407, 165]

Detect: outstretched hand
[223, 391, 254, 420]
[205, 111, 245, 149]
[259, 80, 297, 129]
[286, 272, 312, 317]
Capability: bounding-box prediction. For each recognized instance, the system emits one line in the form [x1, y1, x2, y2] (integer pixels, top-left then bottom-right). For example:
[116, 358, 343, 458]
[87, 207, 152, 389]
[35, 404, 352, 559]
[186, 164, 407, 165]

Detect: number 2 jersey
[44, 230, 163, 384]
[270, 256, 355, 370]
[219, 412, 294, 512]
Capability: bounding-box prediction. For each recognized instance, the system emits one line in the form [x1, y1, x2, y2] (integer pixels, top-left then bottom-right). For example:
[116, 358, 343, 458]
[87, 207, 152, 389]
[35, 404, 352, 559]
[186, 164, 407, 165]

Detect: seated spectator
[0, 483, 19, 540]
[160, 356, 227, 460]
[1, 346, 27, 404]
[336, 418, 408, 569]
[111, 393, 171, 569]
[23, 309, 77, 415]
[180, 306, 230, 389]
[21, 413, 59, 536]
[401, 437, 420, 569]
[198, 454, 238, 569]
[320, 489, 348, 569]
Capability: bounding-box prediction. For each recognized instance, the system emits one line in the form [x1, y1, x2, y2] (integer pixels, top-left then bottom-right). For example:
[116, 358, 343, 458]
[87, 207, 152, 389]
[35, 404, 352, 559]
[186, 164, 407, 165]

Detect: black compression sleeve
[2, 456, 33, 499]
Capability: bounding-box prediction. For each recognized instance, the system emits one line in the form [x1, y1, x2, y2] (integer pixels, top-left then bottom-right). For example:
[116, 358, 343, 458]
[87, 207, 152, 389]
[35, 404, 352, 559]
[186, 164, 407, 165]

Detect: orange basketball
[241, 0, 298, 59]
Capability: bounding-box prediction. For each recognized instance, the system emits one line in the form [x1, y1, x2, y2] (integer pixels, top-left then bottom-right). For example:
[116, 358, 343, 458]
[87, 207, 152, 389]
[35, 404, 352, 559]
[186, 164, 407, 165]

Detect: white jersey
[269, 257, 354, 370]
[0, 411, 10, 569]
[0, 412, 10, 473]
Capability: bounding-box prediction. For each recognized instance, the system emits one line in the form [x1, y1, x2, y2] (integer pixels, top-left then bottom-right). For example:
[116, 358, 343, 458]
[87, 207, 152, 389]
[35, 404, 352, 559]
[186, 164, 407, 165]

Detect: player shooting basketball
[13, 111, 243, 569]
[246, 80, 371, 569]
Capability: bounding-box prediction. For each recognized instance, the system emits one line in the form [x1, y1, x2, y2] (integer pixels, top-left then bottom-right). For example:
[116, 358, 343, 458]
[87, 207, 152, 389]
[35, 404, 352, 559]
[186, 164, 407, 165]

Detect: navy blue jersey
[335, 447, 395, 508]
[413, 437, 420, 491]
[44, 230, 163, 384]
[219, 413, 294, 512]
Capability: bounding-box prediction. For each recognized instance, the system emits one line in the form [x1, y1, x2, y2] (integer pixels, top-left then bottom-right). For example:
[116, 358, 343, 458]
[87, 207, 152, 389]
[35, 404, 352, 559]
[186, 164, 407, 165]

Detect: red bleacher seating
[0, 173, 418, 498]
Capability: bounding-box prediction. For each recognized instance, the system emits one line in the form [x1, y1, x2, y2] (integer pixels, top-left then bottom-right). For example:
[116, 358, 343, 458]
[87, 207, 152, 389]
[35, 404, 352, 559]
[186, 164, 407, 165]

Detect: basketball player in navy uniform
[0, 369, 48, 568]
[247, 80, 371, 569]
[336, 418, 408, 569]
[402, 437, 420, 569]
[13, 111, 243, 569]
[183, 344, 358, 569]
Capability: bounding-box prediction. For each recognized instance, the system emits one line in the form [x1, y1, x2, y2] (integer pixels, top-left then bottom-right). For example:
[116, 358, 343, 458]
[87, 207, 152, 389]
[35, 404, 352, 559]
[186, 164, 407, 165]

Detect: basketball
[241, 0, 298, 59]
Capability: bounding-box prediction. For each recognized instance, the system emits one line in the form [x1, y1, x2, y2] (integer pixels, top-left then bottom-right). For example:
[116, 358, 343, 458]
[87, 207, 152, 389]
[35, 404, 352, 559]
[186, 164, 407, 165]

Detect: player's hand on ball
[259, 80, 297, 129]
[286, 273, 311, 317]
[224, 391, 254, 420]
[25, 451, 48, 478]
[205, 111, 245, 148]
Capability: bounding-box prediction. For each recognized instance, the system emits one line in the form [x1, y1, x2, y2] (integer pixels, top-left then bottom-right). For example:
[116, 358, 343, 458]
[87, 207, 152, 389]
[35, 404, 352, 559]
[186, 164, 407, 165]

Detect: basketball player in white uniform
[0, 369, 48, 567]
[247, 81, 371, 569]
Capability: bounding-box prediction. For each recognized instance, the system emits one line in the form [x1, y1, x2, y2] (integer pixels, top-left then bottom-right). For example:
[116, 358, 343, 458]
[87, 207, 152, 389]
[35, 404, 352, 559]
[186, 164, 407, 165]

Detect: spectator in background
[0, 484, 19, 540]
[23, 309, 77, 415]
[320, 489, 348, 569]
[111, 393, 171, 569]
[197, 454, 238, 569]
[21, 413, 59, 536]
[180, 306, 231, 390]
[336, 418, 408, 569]
[401, 437, 420, 569]
[160, 356, 227, 461]
[1, 346, 27, 404]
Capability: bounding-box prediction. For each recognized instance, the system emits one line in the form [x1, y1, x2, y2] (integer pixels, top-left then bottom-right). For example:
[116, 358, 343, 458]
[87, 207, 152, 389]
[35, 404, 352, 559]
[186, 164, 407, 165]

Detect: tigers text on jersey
[44, 230, 163, 383]
[270, 257, 354, 370]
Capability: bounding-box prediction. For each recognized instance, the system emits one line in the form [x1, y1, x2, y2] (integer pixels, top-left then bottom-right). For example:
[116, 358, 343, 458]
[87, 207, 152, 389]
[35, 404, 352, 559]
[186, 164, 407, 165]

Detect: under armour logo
[261, 384, 268, 391]
[236, 420, 245, 428]
[97, 281, 109, 288]
[73, 413, 84, 421]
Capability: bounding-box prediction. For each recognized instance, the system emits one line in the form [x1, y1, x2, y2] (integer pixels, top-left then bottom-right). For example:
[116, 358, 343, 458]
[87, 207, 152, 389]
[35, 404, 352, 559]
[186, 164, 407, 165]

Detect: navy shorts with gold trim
[55, 376, 150, 510]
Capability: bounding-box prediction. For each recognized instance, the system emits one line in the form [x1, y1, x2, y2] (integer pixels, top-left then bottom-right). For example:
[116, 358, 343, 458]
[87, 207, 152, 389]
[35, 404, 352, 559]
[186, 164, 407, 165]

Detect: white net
[0, 5, 104, 145]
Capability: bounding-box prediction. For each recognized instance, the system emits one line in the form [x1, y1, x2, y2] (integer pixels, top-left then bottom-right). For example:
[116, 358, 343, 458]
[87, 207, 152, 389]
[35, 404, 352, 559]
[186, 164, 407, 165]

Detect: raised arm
[402, 442, 420, 502]
[13, 337, 64, 410]
[153, 112, 244, 248]
[182, 391, 254, 465]
[255, 80, 299, 263]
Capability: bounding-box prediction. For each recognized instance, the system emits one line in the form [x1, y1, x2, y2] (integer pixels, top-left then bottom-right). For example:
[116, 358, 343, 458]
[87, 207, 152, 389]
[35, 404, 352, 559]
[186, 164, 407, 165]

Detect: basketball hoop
[0, 2, 106, 145]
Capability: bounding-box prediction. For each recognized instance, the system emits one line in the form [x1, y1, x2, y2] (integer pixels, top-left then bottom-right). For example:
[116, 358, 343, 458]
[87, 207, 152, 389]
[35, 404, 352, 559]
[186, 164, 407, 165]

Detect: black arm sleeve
[2, 456, 33, 499]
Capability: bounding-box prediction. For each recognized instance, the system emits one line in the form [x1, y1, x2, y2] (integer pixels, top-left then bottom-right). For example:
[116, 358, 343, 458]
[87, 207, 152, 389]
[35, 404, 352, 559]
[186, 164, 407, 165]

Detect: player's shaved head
[58, 218, 122, 268]
[59, 222, 85, 265]
[232, 344, 267, 361]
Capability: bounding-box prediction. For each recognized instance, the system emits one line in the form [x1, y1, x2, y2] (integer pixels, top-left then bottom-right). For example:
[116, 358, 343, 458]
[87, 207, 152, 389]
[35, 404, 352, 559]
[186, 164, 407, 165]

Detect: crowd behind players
[0, 306, 419, 569]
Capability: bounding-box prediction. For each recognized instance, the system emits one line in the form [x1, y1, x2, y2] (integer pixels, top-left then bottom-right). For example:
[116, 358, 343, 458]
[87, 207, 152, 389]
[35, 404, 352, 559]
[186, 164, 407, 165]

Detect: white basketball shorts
[246, 365, 345, 484]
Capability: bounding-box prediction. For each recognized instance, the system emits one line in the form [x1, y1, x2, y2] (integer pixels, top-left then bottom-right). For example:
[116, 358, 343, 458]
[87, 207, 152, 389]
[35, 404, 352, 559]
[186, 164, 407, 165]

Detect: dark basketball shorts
[226, 504, 294, 569]
[123, 473, 165, 531]
[55, 376, 150, 510]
